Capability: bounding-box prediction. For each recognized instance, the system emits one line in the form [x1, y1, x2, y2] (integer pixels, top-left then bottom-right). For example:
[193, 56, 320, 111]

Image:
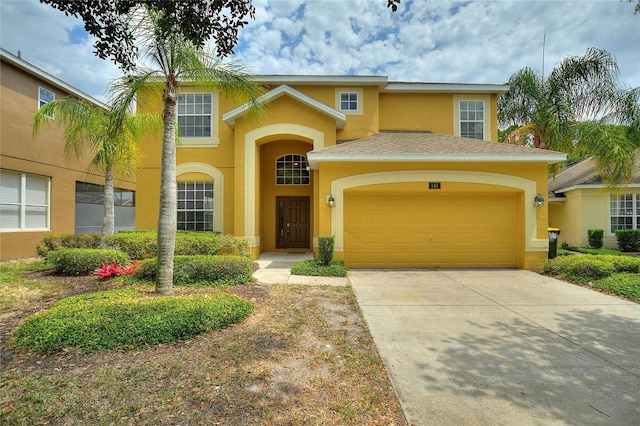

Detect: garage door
[344, 192, 519, 268]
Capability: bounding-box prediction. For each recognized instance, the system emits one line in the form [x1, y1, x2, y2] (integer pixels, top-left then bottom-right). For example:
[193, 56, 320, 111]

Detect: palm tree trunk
[156, 82, 178, 295]
[100, 166, 116, 248]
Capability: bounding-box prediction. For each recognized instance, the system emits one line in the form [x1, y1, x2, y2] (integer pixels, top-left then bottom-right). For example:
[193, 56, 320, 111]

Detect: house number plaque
[428, 182, 441, 189]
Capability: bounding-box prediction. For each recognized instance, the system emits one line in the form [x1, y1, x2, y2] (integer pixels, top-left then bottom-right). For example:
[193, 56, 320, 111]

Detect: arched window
[275, 154, 310, 185]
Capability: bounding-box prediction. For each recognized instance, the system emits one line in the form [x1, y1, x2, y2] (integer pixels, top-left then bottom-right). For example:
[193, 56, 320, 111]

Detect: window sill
[178, 137, 221, 148]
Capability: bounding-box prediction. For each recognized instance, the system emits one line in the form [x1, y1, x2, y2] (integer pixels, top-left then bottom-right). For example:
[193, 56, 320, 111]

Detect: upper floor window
[459, 100, 484, 139]
[340, 92, 358, 111]
[0, 170, 50, 231]
[610, 193, 639, 233]
[38, 87, 55, 117]
[276, 154, 310, 185]
[177, 93, 212, 138]
[177, 181, 214, 231]
[335, 87, 363, 115]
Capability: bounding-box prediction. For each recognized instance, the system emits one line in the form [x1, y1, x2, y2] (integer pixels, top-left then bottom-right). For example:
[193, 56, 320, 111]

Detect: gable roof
[549, 151, 640, 194]
[307, 131, 565, 168]
[222, 84, 346, 129]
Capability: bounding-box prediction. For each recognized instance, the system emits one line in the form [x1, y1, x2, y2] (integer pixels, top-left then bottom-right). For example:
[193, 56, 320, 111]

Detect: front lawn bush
[615, 229, 640, 252]
[543, 255, 613, 283]
[318, 236, 335, 266]
[47, 248, 130, 275]
[132, 255, 253, 286]
[291, 259, 347, 277]
[103, 231, 249, 259]
[543, 254, 640, 283]
[587, 229, 604, 249]
[36, 233, 101, 257]
[103, 231, 157, 259]
[13, 289, 254, 353]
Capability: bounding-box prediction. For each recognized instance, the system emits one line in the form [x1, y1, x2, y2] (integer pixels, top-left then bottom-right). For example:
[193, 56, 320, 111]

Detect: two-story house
[0, 49, 136, 259]
[136, 76, 565, 269]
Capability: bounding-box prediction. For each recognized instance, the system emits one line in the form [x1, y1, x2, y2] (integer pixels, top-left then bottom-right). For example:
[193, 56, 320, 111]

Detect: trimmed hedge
[615, 229, 640, 252]
[318, 236, 335, 266]
[132, 255, 253, 286]
[36, 233, 101, 257]
[48, 248, 130, 275]
[36, 231, 250, 260]
[543, 254, 640, 283]
[587, 229, 604, 249]
[13, 289, 254, 353]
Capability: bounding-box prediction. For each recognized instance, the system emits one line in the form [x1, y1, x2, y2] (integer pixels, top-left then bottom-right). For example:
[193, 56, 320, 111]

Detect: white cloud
[1, 0, 638, 100]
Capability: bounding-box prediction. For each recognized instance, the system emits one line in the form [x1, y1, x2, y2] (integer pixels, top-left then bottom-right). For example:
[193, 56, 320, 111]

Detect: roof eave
[552, 182, 640, 194]
[307, 153, 566, 169]
[382, 83, 510, 94]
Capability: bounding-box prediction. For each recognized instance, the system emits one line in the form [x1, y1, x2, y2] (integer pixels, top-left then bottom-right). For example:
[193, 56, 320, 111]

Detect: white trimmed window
[38, 87, 55, 117]
[177, 181, 214, 231]
[275, 154, 310, 185]
[335, 87, 363, 115]
[610, 194, 640, 233]
[177, 93, 212, 138]
[340, 92, 358, 111]
[459, 100, 484, 139]
[0, 170, 50, 231]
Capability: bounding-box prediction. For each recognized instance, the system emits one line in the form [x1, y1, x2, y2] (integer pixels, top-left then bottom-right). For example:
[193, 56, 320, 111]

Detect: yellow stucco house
[0, 49, 136, 259]
[136, 76, 565, 269]
[549, 153, 640, 249]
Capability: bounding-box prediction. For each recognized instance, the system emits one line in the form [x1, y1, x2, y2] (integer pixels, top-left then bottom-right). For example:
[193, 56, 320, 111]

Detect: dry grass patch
[1, 260, 406, 425]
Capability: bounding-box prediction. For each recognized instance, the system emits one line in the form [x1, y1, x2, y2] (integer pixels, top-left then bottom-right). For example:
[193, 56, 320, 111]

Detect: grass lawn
[0, 259, 405, 425]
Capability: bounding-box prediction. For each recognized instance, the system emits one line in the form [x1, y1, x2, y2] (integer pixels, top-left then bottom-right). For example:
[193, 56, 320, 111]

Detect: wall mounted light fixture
[327, 195, 335, 208]
[534, 193, 545, 208]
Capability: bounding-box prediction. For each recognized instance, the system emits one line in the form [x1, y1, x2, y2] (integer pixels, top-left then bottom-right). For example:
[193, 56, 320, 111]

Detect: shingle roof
[549, 151, 640, 194]
[307, 131, 566, 168]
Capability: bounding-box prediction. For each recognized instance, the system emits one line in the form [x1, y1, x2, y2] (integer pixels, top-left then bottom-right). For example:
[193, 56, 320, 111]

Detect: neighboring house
[136, 76, 565, 269]
[548, 152, 640, 249]
[0, 49, 135, 259]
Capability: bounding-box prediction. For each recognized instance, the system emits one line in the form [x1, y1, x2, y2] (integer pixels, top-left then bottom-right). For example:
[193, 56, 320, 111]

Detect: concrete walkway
[349, 269, 640, 426]
[253, 252, 349, 286]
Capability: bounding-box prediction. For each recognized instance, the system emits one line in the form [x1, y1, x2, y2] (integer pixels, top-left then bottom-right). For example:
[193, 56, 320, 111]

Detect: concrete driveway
[349, 269, 640, 426]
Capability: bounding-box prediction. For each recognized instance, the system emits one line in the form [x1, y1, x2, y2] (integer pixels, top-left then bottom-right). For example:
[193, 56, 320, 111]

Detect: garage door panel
[345, 192, 518, 268]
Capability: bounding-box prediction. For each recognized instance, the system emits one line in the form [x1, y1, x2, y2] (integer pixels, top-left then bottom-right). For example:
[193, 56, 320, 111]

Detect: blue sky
[1, 0, 638, 102]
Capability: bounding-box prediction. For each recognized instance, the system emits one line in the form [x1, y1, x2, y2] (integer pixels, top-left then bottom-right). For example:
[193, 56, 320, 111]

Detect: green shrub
[103, 231, 249, 260]
[543, 255, 615, 283]
[36, 233, 101, 257]
[47, 248, 130, 275]
[131, 255, 253, 286]
[606, 255, 640, 273]
[291, 259, 347, 277]
[318, 236, 335, 266]
[593, 273, 640, 303]
[13, 289, 254, 353]
[174, 231, 224, 256]
[615, 229, 640, 252]
[103, 231, 157, 259]
[587, 229, 604, 249]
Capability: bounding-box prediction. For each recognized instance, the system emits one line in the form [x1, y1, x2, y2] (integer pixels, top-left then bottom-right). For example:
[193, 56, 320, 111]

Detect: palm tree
[110, 7, 263, 294]
[498, 47, 640, 185]
[33, 97, 158, 246]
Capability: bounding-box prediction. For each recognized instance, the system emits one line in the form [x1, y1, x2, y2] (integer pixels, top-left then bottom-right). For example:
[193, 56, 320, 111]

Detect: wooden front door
[276, 196, 310, 249]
